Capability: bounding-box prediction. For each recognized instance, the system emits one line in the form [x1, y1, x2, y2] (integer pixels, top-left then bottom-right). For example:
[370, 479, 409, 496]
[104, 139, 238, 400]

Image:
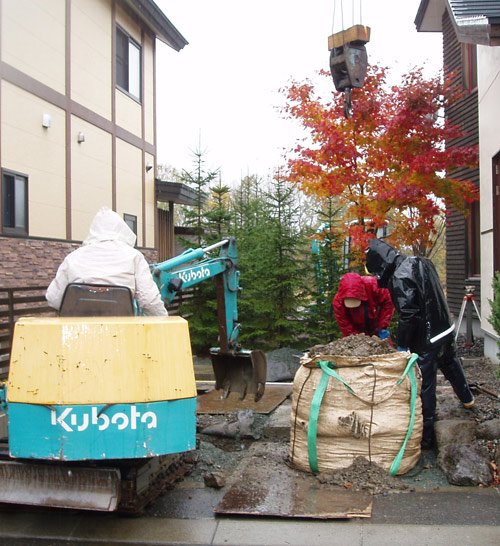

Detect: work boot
[421, 419, 435, 450]
[463, 397, 475, 409]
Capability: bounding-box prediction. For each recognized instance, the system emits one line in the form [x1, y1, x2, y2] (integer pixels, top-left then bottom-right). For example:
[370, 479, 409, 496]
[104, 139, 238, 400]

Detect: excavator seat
[59, 283, 134, 317]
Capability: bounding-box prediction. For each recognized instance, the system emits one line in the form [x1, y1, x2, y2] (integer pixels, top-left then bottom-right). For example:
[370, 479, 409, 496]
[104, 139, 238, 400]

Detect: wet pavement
[0, 489, 499, 546]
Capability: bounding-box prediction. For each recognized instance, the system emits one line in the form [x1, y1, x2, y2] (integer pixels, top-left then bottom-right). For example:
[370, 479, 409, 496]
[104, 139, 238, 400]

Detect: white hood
[46, 207, 167, 316]
[84, 207, 136, 247]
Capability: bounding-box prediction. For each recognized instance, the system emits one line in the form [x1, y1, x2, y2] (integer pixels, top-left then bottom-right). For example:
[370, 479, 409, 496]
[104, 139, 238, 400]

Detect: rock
[203, 471, 226, 488]
[201, 410, 260, 439]
[434, 419, 476, 448]
[266, 348, 302, 382]
[438, 444, 493, 486]
[476, 418, 500, 440]
[435, 393, 476, 421]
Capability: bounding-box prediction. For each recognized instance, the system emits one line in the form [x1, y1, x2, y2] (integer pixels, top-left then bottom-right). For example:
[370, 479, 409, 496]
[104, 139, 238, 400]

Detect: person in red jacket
[333, 272, 394, 338]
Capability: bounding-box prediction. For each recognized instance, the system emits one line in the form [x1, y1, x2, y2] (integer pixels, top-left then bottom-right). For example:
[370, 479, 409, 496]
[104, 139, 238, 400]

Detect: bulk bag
[290, 352, 422, 476]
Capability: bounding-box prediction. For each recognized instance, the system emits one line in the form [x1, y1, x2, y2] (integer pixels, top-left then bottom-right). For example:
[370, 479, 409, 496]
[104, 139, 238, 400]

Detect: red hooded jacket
[333, 272, 394, 337]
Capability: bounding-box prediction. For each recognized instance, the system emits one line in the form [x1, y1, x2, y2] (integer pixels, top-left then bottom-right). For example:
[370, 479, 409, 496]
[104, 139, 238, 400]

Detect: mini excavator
[0, 237, 265, 512]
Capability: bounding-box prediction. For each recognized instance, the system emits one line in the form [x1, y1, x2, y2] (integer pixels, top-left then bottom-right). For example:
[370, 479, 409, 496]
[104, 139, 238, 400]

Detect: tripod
[454, 285, 481, 347]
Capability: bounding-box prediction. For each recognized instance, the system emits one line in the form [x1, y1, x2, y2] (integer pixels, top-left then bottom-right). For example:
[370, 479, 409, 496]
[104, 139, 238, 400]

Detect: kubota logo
[178, 266, 210, 283]
[50, 405, 157, 433]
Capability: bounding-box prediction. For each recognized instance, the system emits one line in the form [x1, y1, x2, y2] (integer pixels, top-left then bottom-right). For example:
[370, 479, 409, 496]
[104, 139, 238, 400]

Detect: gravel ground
[188, 335, 499, 497]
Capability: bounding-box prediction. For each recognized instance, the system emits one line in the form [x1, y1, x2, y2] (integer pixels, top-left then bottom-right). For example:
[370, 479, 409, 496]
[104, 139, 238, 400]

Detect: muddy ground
[160, 335, 500, 507]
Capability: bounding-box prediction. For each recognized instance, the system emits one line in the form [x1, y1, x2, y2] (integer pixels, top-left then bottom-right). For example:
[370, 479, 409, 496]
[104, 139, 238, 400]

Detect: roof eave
[155, 180, 202, 206]
[120, 0, 188, 51]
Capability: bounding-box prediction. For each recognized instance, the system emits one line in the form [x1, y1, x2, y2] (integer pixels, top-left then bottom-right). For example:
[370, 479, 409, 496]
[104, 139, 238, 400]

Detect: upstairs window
[2, 171, 28, 236]
[116, 27, 141, 101]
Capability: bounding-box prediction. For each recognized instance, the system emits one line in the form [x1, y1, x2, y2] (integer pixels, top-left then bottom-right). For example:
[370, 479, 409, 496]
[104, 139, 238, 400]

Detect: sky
[154, 0, 443, 186]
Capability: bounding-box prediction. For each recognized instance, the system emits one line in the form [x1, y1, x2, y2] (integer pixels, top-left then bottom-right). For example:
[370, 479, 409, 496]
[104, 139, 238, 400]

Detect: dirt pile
[309, 334, 396, 357]
[316, 456, 410, 494]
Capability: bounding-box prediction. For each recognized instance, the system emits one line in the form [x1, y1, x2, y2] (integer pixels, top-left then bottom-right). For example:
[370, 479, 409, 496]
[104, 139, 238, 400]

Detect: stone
[476, 418, 500, 440]
[438, 444, 493, 486]
[201, 410, 259, 440]
[266, 348, 303, 382]
[203, 471, 226, 488]
[434, 419, 477, 448]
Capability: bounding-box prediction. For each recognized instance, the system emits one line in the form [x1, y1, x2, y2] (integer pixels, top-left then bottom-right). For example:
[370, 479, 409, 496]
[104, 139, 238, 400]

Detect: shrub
[488, 272, 500, 373]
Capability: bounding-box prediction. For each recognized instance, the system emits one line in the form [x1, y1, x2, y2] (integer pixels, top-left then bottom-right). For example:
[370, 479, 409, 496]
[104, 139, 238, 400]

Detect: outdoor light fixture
[77, 132, 85, 143]
[42, 113, 51, 128]
[146, 163, 153, 172]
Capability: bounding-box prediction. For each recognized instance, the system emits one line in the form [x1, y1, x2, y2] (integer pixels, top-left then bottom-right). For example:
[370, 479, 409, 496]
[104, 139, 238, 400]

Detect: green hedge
[489, 272, 500, 368]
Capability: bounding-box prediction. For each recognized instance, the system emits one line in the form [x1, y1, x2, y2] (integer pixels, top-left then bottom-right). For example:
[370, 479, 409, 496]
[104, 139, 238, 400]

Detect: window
[116, 27, 141, 101]
[467, 200, 480, 277]
[462, 43, 477, 92]
[123, 213, 137, 237]
[2, 171, 28, 235]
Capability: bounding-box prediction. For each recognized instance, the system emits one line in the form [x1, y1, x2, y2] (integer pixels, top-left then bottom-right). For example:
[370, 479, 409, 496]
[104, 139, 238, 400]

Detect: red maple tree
[280, 65, 478, 259]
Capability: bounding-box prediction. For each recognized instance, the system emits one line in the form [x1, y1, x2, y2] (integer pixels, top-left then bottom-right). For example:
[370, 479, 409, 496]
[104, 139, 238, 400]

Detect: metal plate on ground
[215, 443, 372, 519]
[197, 384, 292, 415]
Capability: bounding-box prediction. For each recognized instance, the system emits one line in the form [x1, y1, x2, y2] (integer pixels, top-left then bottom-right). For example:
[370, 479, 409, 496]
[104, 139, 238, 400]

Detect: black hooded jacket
[366, 239, 454, 354]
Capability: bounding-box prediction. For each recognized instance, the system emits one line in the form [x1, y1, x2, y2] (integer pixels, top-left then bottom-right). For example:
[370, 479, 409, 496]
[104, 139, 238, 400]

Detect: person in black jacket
[366, 238, 474, 449]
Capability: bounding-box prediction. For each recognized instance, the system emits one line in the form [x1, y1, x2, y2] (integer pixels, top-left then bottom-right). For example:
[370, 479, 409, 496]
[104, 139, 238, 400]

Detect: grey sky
[155, 1, 442, 184]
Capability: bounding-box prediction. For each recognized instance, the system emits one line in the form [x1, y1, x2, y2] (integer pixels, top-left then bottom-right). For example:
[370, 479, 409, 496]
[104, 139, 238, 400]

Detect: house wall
[478, 45, 500, 363]
[442, 10, 480, 318]
[0, 0, 161, 287]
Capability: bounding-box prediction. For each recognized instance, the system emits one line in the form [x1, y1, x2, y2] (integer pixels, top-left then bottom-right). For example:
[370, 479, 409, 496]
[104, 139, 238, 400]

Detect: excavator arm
[151, 238, 266, 401]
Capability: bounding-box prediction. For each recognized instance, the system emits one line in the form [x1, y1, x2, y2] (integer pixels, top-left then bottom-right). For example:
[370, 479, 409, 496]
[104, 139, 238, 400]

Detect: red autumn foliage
[280, 66, 478, 258]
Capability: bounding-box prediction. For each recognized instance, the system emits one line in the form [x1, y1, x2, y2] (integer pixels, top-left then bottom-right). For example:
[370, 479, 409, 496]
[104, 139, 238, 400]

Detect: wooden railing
[0, 285, 194, 379]
[0, 286, 54, 377]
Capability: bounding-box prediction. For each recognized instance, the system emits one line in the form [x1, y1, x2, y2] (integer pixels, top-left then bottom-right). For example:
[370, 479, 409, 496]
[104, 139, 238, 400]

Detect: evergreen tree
[179, 147, 218, 246]
[175, 148, 221, 353]
[306, 197, 346, 342]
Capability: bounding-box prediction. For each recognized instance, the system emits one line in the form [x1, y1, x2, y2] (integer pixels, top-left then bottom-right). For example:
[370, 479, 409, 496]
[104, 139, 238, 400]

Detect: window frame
[1, 169, 29, 236]
[461, 43, 478, 93]
[123, 213, 137, 238]
[467, 199, 480, 278]
[116, 26, 142, 103]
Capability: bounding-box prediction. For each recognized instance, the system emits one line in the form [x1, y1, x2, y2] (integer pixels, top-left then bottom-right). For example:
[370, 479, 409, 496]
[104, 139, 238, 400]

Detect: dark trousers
[417, 341, 473, 445]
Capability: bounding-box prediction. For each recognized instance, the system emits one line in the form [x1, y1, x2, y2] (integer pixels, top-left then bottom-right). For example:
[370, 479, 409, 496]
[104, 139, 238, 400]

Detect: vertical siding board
[442, 9, 480, 317]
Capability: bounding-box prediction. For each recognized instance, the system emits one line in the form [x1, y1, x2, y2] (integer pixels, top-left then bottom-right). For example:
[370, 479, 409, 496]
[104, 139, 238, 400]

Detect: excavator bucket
[210, 349, 267, 402]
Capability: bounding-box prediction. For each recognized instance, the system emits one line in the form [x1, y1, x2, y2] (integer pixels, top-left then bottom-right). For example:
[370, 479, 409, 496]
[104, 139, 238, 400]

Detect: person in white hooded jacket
[46, 207, 167, 316]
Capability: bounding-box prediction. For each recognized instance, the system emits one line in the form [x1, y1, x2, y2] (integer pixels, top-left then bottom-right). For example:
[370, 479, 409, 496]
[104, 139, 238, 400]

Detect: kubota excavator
[0, 237, 266, 512]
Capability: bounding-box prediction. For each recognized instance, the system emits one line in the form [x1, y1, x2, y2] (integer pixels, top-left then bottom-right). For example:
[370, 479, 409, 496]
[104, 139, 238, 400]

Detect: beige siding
[143, 33, 155, 144]
[115, 3, 141, 43]
[1, 82, 66, 238]
[2, 0, 65, 94]
[145, 152, 156, 247]
[71, 0, 112, 119]
[71, 117, 113, 241]
[478, 45, 500, 340]
[115, 89, 142, 136]
[116, 139, 143, 245]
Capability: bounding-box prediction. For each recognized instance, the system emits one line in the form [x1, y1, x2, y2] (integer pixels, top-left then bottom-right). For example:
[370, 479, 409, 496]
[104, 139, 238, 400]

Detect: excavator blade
[210, 349, 267, 402]
[0, 460, 121, 511]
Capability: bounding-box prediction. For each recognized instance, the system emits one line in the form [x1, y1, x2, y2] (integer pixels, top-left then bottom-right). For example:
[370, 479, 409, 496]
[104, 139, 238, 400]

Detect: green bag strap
[307, 362, 331, 473]
[307, 354, 419, 475]
[389, 353, 419, 476]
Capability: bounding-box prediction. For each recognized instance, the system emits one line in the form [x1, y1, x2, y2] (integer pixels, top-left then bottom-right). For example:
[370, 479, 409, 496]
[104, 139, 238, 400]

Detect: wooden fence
[0, 286, 193, 379]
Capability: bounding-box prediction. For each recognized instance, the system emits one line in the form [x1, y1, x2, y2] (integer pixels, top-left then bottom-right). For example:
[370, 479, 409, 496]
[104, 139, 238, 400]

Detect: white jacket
[46, 207, 167, 316]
